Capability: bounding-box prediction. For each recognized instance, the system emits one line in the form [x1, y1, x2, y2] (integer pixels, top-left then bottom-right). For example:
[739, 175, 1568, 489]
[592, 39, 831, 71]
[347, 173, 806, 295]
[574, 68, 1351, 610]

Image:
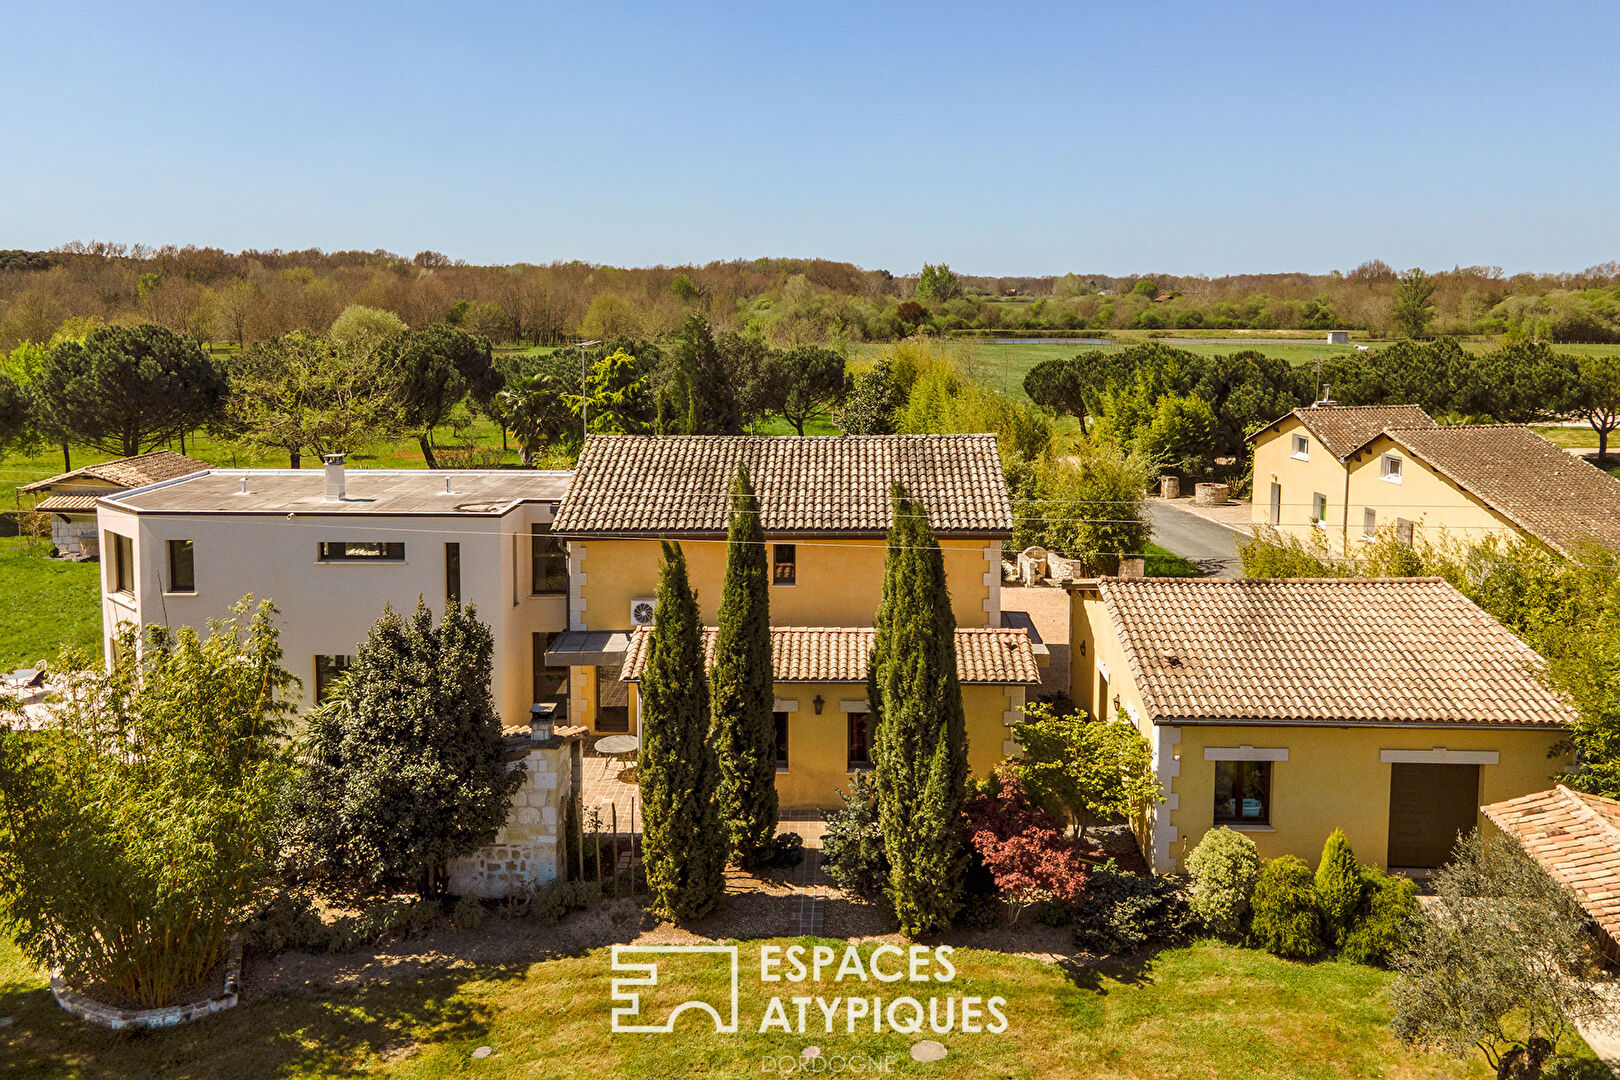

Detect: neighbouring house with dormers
[1067, 575, 1573, 874]
[546, 433, 1043, 810]
[1249, 403, 1620, 557]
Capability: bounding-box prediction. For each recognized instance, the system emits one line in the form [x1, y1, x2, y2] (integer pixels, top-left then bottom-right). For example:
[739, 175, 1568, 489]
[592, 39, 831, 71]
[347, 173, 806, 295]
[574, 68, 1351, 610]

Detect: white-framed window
[1312, 492, 1328, 527]
[1380, 454, 1404, 483]
[1362, 507, 1377, 540]
[1291, 434, 1309, 460]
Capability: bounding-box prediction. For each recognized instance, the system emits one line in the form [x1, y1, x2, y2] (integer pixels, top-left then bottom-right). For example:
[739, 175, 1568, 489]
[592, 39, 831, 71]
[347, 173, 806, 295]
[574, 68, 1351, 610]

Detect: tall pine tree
[711, 464, 779, 867]
[638, 541, 726, 920]
[870, 485, 970, 936]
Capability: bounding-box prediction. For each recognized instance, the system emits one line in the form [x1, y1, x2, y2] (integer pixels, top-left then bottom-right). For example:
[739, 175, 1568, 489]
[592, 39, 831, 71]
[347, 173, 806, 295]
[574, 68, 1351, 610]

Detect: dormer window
[1291, 434, 1309, 460]
[1381, 454, 1404, 483]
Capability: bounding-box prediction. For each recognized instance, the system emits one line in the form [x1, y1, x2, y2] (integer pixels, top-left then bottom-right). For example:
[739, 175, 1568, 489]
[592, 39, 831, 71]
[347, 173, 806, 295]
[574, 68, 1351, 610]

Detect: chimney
[323, 454, 346, 501]
[1118, 555, 1146, 580]
[1314, 384, 1335, 407]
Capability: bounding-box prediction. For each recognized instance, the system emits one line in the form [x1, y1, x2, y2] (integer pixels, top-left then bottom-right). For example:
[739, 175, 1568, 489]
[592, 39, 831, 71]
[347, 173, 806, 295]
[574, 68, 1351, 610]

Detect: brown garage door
[1387, 763, 1480, 868]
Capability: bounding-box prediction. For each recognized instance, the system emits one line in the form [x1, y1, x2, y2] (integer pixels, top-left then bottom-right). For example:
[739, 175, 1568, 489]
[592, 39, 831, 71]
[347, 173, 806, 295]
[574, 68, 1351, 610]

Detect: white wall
[96, 502, 569, 725]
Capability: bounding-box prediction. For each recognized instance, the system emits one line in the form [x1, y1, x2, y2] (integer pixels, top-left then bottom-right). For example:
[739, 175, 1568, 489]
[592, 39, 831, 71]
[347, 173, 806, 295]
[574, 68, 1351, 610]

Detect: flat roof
[101, 469, 573, 516]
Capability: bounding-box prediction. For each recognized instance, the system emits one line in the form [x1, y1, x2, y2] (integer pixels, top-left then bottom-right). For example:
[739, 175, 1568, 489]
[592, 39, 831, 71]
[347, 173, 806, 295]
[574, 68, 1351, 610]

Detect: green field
[2, 934, 1568, 1080]
[0, 538, 102, 670]
[853, 335, 1620, 407]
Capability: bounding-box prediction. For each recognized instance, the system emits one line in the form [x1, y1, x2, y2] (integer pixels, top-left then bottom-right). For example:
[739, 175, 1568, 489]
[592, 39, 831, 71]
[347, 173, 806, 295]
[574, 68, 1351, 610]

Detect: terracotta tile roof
[551, 434, 1012, 536]
[1088, 576, 1573, 727]
[1483, 786, 1620, 946]
[1364, 425, 1620, 557]
[20, 450, 213, 493]
[1249, 404, 1437, 459]
[32, 493, 108, 512]
[620, 626, 1040, 685]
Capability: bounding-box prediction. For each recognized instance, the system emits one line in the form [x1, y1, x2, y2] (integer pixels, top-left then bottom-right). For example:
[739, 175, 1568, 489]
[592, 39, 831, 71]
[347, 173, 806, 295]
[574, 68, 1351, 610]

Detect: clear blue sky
[3, 1, 1616, 276]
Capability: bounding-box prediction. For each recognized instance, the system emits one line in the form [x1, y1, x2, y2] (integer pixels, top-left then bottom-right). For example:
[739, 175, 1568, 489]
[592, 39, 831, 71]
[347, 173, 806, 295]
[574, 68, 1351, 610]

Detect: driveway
[1145, 499, 1246, 577]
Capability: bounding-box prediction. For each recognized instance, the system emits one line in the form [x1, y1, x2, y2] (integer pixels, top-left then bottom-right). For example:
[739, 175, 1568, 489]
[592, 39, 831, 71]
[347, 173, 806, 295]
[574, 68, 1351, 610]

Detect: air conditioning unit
[629, 597, 657, 626]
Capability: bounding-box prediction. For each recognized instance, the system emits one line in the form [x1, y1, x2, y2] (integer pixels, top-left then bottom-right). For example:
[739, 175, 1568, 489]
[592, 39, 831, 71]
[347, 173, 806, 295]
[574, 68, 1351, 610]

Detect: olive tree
[224, 331, 397, 467]
[1390, 830, 1604, 1080]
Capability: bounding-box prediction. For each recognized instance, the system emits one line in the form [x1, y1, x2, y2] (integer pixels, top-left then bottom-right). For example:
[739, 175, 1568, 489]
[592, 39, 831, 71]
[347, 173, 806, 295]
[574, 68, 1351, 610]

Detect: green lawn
[1533, 424, 1604, 450]
[0, 539, 102, 670]
[1144, 542, 1203, 578]
[2, 933, 1569, 1080]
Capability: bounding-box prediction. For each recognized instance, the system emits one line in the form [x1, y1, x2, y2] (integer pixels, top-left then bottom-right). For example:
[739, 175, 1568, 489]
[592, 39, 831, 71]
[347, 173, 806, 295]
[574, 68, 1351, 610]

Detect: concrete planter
[50, 938, 243, 1030]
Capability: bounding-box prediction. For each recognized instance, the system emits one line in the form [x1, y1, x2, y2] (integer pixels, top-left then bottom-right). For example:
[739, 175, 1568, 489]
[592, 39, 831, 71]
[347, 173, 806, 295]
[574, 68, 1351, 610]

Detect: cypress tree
[638, 541, 725, 920]
[1315, 827, 1363, 947]
[711, 464, 779, 867]
[870, 485, 970, 936]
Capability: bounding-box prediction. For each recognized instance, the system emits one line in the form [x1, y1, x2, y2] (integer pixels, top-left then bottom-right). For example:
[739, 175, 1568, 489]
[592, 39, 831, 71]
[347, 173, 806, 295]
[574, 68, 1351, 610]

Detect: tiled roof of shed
[620, 626, 1040, 685]
[33, 493, 107, 512]
[1365, 425, 1620, 557]
[551, 434, 1012, 536]
[1088, 576, 1573, 727]
[1249, 404, 1437, 459]
[1483, 786, 1620, 946]
[20, 450, 213, 493]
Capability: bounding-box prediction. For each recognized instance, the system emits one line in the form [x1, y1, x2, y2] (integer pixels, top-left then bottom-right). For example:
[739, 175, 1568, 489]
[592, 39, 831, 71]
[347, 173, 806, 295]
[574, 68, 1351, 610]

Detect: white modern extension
[94, 456, 574, 726]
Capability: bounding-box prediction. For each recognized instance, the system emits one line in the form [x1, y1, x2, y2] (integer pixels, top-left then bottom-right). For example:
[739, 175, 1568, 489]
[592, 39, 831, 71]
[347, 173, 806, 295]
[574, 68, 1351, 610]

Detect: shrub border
[49, 937, 243, 1030]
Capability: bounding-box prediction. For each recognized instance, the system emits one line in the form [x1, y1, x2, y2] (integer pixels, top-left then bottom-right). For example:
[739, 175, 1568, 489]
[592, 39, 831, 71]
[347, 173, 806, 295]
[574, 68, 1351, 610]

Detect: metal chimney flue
[323, 454, 346, 501]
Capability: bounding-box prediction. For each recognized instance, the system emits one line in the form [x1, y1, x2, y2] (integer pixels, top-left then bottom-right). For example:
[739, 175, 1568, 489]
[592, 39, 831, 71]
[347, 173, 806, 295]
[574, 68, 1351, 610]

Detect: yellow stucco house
[547, 433, 1041, 810]
[1068, 575, 1573, 873]
[1249, 403, 1620, 557]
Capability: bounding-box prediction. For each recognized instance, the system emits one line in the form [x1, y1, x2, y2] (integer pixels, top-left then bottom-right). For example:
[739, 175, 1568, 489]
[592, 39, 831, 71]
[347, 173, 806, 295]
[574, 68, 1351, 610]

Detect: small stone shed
[20, 450, 211, 556]
[448, 723, 584, 898]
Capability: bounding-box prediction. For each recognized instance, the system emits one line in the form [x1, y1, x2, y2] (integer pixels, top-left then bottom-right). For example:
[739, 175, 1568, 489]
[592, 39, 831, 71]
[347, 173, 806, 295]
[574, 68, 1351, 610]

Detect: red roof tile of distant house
[1248, 404, 1438, 459]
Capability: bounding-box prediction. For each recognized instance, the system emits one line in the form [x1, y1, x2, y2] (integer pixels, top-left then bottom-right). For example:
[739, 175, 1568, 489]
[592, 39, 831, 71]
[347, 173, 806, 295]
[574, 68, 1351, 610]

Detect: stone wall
[52, 938, 242, 1030]
[448, 730, 582, 899]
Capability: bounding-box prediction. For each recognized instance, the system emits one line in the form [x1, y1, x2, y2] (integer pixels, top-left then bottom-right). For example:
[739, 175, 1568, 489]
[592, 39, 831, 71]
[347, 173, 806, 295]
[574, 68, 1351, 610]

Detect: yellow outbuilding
[1068, 575, 1574, 873]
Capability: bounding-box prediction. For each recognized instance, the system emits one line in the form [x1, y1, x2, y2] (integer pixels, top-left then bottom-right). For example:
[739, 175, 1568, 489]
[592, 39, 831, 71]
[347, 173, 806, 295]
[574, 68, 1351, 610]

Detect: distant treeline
[4, 244, 1620, 350]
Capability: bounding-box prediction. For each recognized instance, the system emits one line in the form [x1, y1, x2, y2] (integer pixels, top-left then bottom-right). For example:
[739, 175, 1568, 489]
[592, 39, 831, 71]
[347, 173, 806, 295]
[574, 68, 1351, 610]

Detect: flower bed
[50, 938, 243, 1031]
